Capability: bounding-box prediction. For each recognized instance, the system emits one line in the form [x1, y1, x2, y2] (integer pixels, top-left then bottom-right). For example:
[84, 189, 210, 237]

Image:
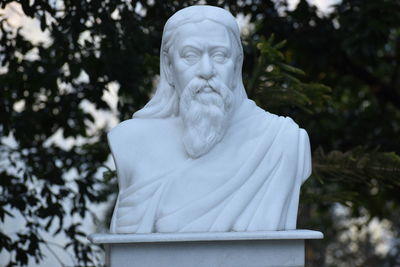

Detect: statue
[108, 5, 311, 234]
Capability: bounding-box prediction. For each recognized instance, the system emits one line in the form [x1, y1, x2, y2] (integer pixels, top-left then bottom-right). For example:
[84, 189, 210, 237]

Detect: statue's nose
[197, 54, 215, 80]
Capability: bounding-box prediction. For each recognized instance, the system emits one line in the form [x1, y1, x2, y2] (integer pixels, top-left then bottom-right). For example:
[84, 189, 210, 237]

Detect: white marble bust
[108, 5, 311, 234]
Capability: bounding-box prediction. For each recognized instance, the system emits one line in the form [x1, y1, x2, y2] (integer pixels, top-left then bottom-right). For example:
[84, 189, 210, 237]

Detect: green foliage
[307, 147, 400, 213]
[0, 0, 399, 266]
[245, 34, 331, 114]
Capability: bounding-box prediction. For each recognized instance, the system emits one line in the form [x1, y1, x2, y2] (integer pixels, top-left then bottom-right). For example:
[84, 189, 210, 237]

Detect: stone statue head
[134, 6, 248, 158]
[134, 5, 247, 118]
[133, 6, 247, 157]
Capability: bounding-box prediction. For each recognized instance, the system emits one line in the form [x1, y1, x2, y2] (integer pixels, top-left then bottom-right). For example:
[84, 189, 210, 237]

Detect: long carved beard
[179, 77, 234, 158]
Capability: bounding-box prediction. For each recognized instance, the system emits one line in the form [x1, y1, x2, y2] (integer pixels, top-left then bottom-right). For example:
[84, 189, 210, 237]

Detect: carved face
[166, 20, 237, 95]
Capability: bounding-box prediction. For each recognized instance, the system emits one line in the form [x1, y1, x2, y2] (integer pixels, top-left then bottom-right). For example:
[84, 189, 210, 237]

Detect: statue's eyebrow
[179, 40, 230, 52]
[179, 45, 201, 56]
[180, 44, 201, 51]
[210, 46, 230, 55]
[178, 41, 202, 51]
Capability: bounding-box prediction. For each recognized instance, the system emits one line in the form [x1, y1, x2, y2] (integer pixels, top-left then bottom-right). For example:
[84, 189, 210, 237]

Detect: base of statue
[88, 230, 323, 267]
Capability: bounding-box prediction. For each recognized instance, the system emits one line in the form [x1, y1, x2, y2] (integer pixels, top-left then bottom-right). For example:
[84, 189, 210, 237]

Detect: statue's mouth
[202, 86, 213, 93]
[196, 85, 220, 96]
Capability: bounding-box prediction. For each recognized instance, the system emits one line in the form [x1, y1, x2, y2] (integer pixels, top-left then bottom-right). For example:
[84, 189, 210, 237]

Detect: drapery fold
[110, 99, 311, 233]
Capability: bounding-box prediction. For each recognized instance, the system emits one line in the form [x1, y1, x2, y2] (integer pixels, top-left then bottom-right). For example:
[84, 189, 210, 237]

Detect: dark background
[1, 0, 399, 266]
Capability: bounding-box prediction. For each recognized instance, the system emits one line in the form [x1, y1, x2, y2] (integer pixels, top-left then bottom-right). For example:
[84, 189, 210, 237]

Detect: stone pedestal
[88, 230, 323, 267]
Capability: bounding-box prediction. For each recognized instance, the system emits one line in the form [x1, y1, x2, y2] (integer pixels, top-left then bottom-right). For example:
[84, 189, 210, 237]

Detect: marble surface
[89, 230, 323, 244]
[108, 5, 312, 234]
[89, 231, 323, 267]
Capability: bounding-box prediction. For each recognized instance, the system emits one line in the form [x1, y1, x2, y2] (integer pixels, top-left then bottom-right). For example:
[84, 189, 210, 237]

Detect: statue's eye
[182, 52, 200, 63]
[212, 52, 227, 63]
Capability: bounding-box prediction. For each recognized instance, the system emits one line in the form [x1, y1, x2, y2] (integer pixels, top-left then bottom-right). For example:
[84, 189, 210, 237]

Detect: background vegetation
[1, 0, 399, 266]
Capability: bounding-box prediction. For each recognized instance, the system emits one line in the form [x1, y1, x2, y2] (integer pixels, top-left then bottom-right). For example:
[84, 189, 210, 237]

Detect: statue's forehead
[173, 20, 231, 48]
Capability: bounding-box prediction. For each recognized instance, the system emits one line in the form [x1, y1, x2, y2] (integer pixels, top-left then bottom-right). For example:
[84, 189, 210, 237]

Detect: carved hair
[133, 5, 247, 119]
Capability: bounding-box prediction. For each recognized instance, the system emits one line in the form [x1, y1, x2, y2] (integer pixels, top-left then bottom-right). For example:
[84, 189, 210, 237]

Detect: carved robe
[109, 99, 311, 233]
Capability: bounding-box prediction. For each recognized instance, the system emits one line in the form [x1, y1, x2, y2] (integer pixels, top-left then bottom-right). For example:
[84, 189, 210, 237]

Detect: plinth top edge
[88, 230, 323, 244]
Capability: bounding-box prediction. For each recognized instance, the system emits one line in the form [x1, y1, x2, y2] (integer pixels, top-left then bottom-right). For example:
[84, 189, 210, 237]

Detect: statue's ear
[163, 51, 174, 87]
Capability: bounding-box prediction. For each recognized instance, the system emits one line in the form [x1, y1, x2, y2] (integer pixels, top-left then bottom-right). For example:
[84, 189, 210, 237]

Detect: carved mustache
[190, 78, 224, 97]
[195, 84, 215, 94]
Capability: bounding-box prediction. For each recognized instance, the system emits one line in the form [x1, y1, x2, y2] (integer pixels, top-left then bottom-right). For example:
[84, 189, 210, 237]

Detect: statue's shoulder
[107, 117, 185, 180]
[108, 118, 155, 143]
[107, 118, 162, 156]
[280, 115, 309, 138]
[241, 100, 308, 139]
[276, 115, 311, 182]
[260, 111, 310, 146]
[264, 112, 305, 134]
[107, 117, 182, 158]
[263, 112, 311, 181]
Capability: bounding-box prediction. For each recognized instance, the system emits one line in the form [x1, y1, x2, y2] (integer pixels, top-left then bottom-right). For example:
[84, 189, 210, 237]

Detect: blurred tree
[0, 0, 399, 266]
